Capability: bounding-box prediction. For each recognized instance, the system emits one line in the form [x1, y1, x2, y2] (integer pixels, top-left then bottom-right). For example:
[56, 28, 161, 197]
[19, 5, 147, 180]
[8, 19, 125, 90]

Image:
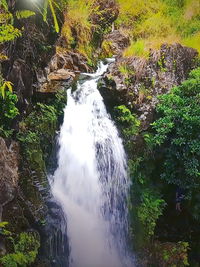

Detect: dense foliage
[152, 67, 200, 191]
[0, 91, 19, 138]
[114, 105, 140, 136]
[0, 231, 40, 267]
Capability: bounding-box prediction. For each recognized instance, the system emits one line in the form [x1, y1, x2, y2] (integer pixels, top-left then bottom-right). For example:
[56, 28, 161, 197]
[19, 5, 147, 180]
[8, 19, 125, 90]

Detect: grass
[101, 40, 114, 58]
[118, 63, 135, 77]
[183, 32, 200, 54]
[123, 40, 149, 58]
[116, 0, 200, 57]
[61, 0, 95, 55]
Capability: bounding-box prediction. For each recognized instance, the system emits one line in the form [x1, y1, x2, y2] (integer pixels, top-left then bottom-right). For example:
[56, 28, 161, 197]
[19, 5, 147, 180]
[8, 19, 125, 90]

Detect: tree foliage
[152, 67, 200, 191]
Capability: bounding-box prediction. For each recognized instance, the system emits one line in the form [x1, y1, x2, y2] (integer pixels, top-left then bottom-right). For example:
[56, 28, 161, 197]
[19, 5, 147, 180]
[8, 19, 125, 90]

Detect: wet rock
[50, 51, 90, 73]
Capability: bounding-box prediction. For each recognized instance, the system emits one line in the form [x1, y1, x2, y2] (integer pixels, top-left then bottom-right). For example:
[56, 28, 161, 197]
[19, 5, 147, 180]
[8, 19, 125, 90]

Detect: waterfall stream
[50, 60, 134, 267]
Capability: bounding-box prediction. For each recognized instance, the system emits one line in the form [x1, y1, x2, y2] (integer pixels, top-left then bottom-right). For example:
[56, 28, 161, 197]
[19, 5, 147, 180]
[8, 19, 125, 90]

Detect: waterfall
[50, 60, 134, 267]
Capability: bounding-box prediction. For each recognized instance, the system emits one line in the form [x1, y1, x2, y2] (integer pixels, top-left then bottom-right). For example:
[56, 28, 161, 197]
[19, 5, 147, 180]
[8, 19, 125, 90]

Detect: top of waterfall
[81, 58, 115, 79]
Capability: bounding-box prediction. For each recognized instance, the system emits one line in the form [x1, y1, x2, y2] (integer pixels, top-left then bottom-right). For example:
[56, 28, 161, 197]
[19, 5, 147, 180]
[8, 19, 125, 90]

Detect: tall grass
[116, 0, 200, 56]
[61, 0, 95, 55]
[183, 32, 200, 53]
[123, 40, 149, 58]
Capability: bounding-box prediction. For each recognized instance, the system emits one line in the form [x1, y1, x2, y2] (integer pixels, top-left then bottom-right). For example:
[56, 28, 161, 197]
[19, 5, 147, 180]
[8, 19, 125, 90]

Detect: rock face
[0, 138, 19, 219]
[91, 0, 119, 29]
[99, 43, 198, 129]
[6, 59, 33, 111]
[36, 51, 88, 94]
[103, 30, 130, 55]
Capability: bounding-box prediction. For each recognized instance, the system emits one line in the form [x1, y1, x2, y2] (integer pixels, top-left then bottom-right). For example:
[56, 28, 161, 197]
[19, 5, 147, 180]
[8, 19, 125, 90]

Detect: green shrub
[152, 67, 200, 191]
[137, 189, 166, 239]
[0, 91, 19, 138]
[0, 232, 40, 267]
[114, 105, 140, 141]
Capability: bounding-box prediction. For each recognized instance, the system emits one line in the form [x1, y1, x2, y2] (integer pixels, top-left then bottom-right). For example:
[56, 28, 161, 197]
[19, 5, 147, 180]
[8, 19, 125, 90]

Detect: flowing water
[50, 60, 134, 267]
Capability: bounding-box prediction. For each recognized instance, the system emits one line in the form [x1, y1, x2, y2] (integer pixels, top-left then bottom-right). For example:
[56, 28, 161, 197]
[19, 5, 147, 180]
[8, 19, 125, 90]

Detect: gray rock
[0, 138, 19, 220]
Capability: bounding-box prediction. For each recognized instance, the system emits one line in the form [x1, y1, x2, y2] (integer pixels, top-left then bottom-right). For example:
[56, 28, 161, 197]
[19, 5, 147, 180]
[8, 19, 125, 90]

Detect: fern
[0, 25, 21, 43]
[0, 81, 13, 99]
[15, 10, 35, 20]
[0, 12, 13, 24]
[0, 0, 8, 11]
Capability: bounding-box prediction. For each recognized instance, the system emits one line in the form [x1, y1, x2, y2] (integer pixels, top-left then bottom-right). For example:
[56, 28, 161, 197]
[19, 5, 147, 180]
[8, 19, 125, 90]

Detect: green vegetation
[137, 189, 166, 240]
[123, 67, 200, 262]
[60, 0, 96, 58]
[17, 103, 57, 173]
[118, 63, 135, 77]
[123, 40, 149, 58]
[101, 40, 114, 58]
[152, 67, 200, 192]
[114, 105, 140, 150]
[0, 231, 40, 267]
[0, 1, 36, 44]
[17, 90, 66, 171]
[128, 154, 166, 248]
[153, 241, 189, 266]
[0, 90, 19, 138]
[116, 0, 200, 55]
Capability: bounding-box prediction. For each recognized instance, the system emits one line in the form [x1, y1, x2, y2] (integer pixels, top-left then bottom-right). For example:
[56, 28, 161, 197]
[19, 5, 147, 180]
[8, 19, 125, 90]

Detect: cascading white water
[50, 61, 134, 267]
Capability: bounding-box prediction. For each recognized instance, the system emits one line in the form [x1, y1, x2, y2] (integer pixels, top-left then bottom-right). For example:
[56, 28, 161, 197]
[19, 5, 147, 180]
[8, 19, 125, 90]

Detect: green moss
[17, 103, 57, 176]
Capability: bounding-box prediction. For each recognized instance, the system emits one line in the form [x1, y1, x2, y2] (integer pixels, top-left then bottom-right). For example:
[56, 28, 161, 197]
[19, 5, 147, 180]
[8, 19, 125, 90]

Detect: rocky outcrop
[103, 30, 130, 55]
[0, 138, 19, 219]
[6, 59, 33, 111]
[99, 43, 198, 129]
[36, 51, 89, 94]
[91, 0, 119, 30]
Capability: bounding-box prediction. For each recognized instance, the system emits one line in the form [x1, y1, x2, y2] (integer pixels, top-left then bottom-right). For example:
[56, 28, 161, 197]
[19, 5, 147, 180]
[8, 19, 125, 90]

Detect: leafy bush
[61, 0, 94, 49]
[17, 103, 58, 172]
[0, 91, 19, 138]
[114, 105, 140, 137]
[0, 2, 36, 44]
[137, 189, 166, 239]
[152, 67, 200, 191]
[0, 232, 40, 267]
